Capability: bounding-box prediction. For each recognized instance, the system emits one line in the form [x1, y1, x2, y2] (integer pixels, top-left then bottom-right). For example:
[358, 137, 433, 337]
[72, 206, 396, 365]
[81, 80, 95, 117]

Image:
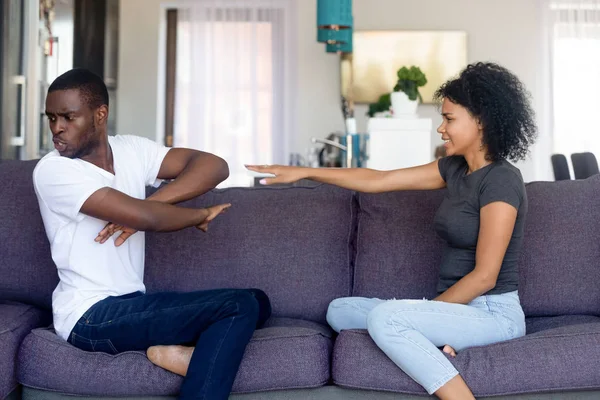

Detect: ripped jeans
[326, 291, 525, 394]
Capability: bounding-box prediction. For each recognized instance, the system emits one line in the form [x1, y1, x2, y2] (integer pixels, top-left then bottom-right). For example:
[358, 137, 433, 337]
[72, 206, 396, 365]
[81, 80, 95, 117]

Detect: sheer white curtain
[174, 0, 295, 187]
[551, 0, 600, 157]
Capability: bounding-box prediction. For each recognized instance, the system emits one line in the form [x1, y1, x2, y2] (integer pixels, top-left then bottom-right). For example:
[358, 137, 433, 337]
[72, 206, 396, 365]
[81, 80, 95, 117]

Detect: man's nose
[50, 120, 65, 136]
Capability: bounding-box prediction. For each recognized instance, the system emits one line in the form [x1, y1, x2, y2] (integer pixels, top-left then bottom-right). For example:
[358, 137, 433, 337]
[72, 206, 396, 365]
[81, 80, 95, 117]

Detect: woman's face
[437, 98, 483, 157]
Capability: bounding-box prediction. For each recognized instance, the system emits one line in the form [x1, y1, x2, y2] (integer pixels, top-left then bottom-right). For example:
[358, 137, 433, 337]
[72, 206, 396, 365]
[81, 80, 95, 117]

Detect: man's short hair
[48, 68, 109, 109]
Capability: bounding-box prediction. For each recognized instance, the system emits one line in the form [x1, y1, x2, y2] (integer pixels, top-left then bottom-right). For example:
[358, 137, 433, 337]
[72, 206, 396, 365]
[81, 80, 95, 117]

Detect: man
[33, 68, 271, 400]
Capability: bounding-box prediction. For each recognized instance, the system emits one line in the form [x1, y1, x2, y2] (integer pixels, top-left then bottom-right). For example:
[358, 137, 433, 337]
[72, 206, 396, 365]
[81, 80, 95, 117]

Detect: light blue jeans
[327, 291, 526, 394]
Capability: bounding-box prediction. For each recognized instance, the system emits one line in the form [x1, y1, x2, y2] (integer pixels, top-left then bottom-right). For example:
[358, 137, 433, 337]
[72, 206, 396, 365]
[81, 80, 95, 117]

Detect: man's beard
[71, 120, 100, 159]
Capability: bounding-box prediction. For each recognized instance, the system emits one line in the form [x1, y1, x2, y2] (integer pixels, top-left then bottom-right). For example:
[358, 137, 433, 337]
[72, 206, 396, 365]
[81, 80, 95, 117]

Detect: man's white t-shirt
[33, 135, 170, 341]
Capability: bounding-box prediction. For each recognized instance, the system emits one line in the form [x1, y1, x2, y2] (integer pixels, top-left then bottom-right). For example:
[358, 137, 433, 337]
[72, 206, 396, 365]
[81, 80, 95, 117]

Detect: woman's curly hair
[433, 62, 537, 162]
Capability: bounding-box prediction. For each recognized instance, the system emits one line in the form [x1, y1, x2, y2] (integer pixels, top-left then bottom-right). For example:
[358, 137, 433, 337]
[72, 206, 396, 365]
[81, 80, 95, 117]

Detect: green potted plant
[366, 93, 392, 117]
[391, 66, 427, 117]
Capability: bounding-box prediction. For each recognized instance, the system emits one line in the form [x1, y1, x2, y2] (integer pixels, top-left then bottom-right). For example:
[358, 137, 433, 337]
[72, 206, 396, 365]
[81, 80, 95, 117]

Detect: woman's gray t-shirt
[433, 156, 527, 295]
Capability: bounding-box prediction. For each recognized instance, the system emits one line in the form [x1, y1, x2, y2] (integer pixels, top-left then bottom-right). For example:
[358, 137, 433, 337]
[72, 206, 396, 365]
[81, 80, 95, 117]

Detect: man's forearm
[81, 187, 209, 232]
[149, 155, 229, 204]
[136, 201, 209, 232]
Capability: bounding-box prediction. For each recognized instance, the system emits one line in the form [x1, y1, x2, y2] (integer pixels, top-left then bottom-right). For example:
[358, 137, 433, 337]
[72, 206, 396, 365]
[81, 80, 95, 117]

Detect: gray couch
[1, 159, 600, 400]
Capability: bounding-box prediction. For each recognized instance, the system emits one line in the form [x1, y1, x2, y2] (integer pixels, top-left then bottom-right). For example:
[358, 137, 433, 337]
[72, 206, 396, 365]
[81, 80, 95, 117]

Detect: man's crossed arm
[89, 149, 230, 245]
[147, 148, 229, 204]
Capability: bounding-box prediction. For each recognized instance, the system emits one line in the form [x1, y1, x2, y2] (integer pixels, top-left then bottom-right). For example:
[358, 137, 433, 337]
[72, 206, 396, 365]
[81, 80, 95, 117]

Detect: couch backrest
[352, 189, 446, 301]
[145, 184, 356, 324]
[0, 160, 58, 309]
[352, 176, 600, 317]
[518, 176, 600, 316]
[0, 160, 356, 323]
[5, 156, 598, 320]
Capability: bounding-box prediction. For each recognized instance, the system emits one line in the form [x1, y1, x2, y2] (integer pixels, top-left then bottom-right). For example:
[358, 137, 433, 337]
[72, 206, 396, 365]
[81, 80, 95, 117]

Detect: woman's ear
[477, 118, 484, 131]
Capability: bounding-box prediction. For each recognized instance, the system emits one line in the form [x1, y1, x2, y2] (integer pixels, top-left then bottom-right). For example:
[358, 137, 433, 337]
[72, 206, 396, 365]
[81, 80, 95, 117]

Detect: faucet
[311, 137, 347, 151]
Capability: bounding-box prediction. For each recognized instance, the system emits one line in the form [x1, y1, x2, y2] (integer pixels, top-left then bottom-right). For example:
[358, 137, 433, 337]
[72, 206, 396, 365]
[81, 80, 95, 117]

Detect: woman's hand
[245, 164, 307, 185]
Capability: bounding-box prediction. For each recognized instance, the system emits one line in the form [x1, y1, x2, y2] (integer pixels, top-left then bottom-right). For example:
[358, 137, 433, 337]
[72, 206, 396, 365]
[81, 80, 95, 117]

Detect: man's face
[45, 89, 100, 159]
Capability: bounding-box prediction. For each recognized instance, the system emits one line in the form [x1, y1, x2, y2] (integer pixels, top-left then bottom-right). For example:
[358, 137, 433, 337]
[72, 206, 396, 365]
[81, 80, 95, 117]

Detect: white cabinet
[366, 118, 433, 171]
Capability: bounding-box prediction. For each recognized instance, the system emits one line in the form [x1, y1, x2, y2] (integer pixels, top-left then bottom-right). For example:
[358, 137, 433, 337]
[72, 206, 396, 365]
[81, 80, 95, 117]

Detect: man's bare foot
[146, 345, 195, 376]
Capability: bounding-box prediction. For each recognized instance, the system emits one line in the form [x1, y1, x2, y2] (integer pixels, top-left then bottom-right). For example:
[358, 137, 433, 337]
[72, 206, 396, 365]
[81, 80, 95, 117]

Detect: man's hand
[96, 223, 137, 247]
[197, 203, 231, 232]
[96, 203, 232, 245]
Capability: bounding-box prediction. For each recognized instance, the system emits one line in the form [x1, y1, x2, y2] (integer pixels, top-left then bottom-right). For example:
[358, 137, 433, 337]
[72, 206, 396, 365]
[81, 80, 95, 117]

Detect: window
[551, 1, 600, 157]
[165, 1, 295, 187]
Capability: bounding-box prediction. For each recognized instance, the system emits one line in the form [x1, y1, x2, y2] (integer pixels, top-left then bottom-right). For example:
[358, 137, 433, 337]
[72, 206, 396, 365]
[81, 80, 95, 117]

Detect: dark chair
[551, 154, 571, 181]
[571, 152, 599, 179]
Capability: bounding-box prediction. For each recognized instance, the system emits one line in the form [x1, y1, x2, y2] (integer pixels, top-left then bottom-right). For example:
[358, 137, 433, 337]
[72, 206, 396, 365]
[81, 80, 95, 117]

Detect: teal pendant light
[317, 0, 353, 30]
[326, 29, 353, 53]
[317, 27, 351, 45]
[326, 16, 353, 53]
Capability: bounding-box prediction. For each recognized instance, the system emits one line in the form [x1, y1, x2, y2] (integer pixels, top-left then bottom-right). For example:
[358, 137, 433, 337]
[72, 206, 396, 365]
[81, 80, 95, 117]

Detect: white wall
[117, 0, 552, 181]
[117, 0, 165, 141]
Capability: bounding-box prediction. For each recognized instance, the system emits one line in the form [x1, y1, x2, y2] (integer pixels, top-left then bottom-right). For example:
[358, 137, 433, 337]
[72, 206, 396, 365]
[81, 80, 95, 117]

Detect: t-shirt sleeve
[479, 167, 524, 210]
[437, 156, 463, 182]
[33, 158, 106, 221]
[123, 135, 171, 187]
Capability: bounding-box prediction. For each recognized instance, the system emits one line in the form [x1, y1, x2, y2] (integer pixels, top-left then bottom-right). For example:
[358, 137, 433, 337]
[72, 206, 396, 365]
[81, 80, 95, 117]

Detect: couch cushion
[526, 315, 600, 334]
[518, 176, 600, 316]
[352, 176, 600, 318]
[352, 190, 446, 300]
[18, 318, 332, 396]
[0, 302, 51, 399]
[332, 320, 600, 396]
[0, 160, 58, 309]
[145, 184, 356, 324]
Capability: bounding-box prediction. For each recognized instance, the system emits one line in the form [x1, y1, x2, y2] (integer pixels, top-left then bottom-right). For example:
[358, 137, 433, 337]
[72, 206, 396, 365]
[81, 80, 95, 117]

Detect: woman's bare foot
[442, 344, 457, 357]
[435, 374, 475, 400]
[146, 345, 195, 376]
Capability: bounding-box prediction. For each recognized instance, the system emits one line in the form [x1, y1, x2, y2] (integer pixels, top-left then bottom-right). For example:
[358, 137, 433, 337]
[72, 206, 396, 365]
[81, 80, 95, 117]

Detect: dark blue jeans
[67, 288, 271, 400]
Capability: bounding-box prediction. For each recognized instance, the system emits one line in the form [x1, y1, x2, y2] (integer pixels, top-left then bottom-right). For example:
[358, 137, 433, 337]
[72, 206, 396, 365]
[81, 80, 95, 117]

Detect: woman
[246, 62, 537, 400]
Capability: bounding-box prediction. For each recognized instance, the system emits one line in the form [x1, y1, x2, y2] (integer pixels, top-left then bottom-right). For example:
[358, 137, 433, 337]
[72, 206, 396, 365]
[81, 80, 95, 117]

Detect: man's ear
[96, 105, 109, 125]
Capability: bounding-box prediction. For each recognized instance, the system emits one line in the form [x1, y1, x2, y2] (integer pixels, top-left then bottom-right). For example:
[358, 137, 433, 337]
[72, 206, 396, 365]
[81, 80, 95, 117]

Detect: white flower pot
[391, 91, 418, 118]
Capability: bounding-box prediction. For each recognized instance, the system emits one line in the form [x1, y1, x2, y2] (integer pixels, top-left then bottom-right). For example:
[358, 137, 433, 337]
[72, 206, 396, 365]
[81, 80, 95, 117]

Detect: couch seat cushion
[18, 318, 332, 396]
[332, 319, 600, 396]
[0, 302, 51, 399]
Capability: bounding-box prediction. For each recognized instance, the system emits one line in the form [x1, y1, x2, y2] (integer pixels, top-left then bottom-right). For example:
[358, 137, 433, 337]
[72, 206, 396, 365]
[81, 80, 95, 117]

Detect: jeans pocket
[70, 332, 93, 352]
[70, 333, 118, 355]
[93, 339, 118, 354]
[498, 311, 526, 340]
